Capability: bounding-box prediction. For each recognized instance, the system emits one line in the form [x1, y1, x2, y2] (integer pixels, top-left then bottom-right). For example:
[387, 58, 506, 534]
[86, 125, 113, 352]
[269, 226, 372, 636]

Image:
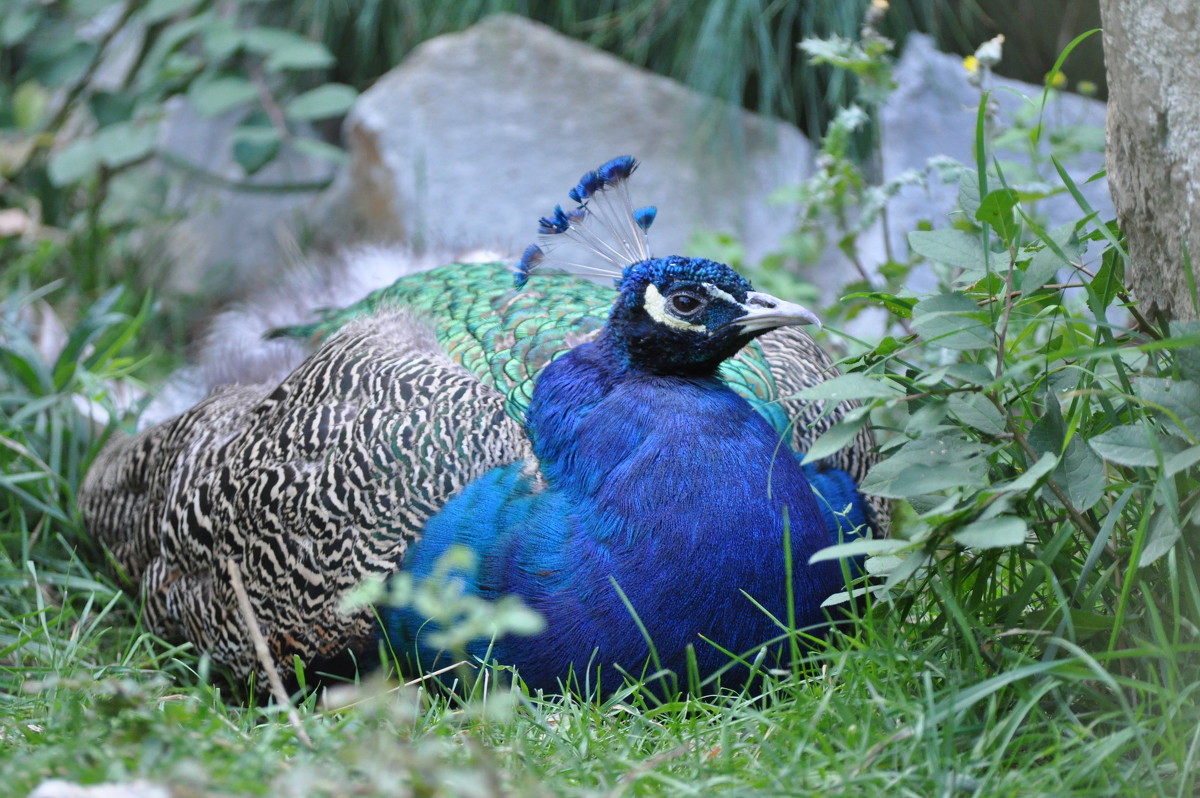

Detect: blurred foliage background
[286, 0, 1106, 141]
[0, 0, 1106, 335]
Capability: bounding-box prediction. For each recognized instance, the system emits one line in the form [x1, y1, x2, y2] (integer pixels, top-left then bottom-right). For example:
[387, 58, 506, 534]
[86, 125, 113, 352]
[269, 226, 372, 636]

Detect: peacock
[80, 156, 884, 694]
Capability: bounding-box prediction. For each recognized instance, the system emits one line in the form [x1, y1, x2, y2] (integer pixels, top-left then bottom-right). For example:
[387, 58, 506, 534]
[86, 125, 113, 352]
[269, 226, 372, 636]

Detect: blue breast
[382, 338, 852, 693]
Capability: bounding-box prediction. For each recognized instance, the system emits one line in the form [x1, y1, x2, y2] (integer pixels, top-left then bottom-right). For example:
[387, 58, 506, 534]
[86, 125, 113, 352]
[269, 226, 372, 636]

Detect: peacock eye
[669, 293, 704, 315]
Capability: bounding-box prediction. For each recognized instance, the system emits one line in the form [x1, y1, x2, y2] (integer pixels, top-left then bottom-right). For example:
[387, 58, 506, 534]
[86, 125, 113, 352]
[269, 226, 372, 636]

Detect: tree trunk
[1100, 0, 1200, 322]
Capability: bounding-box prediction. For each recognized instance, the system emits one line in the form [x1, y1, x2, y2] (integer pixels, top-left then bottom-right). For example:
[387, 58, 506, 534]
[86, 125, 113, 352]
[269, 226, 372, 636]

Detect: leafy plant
[0, 0, 353, 316]
[794, 45, 1199, 797]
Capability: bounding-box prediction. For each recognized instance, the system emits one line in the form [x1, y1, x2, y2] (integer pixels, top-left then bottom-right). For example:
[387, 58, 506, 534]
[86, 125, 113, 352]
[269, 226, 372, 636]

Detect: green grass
[2, 551, 1195, 796]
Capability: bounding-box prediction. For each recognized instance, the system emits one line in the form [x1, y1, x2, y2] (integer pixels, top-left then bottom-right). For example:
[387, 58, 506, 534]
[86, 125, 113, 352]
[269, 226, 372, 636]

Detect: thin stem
[995, 248, 1018, 380]
[1000, 410, 1100, 544]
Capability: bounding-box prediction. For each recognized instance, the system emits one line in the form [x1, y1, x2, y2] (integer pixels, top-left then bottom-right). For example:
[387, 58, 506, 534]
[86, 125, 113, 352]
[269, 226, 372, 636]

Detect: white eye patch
[701, 282, 739, 305]
[643, 283, 710, 333]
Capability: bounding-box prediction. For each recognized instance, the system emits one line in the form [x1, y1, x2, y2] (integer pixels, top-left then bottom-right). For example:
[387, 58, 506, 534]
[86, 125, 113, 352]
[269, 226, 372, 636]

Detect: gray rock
[873, 33, 1110, 292]
[312, 14, 813, 265]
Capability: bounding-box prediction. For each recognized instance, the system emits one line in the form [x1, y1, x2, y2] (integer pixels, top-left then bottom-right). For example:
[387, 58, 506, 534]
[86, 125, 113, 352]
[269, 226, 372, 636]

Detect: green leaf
[808, 538, 915, 564]
[975, 188, 1020, 244]
[139, 13, 209, 84]
[232, 126, 282, 174]
[201, 19, 244, 61]
[801, 412, 869, 464]
[161, 51, 204, 81]
[953, 516, 1028, 549]
[290, 137, 349, 165]
[957, 170, 981, 218]
[913, 364, 951, 389]
[189, 76, 259, 118]
[50, 286, 125, 388]
[30, 40, 97, 88]
[1088, 424, 1183, 467]
[267, 43, 335, 72]
[1058, 435, 1106, 510]
[1132, 377, 1200, 438]
[908, 229, 990, 283]
[990, 452, 1059, 493]
[243, 27, 335, 71]
[13, 81, 48, 130]
[1027, 401, 1105, 510]
[861, 458, 987, 498]
[88, 90, 137, 127]
[1164, 445, 1200, 477]
[142, 0, 199, 24]
[873, 336, 904, 357]
[1088, 245, 1125, 313]
[92, 121, 158, 168]
[47, 138, 100, 185]
[796, 373, 901, 402]
[948, 393, 1005, 435]
[1171, 321, 1200, 382]
[841, 291, 916, 319]
[339, 577, 387, 611]
[946, 363, 996, 386]
[1139, 506, 1181, 567]
[1, 9, 38, 47]
[903, 401, 947, 436]
[912, 293, 993, 350]
[882, 548, 932, 591]
[1023, 223, 1083, 292]
[860, 431, 990, 498]
[821, 584, 887, 608]
[285, 84, 358, 121]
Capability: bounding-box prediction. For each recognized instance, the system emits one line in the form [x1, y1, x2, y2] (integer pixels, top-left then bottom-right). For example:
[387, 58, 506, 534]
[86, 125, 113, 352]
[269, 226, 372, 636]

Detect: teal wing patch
[268, 261, 821, 435]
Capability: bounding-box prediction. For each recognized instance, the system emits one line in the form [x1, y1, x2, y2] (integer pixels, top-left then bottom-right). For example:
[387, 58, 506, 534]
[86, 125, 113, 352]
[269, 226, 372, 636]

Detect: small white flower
[975, 34, 1005, 68]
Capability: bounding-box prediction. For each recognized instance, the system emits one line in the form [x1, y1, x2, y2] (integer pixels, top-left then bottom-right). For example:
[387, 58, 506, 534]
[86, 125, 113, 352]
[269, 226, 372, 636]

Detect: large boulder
[149, 21, 1110, 311]
[312, 14, 814, 264]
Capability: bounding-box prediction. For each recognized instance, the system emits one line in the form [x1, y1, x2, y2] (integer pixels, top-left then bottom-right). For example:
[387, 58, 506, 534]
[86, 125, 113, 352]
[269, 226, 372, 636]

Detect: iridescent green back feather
[274, 261, 794, 438]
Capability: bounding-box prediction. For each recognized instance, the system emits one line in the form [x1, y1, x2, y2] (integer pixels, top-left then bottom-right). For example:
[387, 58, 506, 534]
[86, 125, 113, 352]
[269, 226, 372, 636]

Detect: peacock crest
[515, 155, 657, 288]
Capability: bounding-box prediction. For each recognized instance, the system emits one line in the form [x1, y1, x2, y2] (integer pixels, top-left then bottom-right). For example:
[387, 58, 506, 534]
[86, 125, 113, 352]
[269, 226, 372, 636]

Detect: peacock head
[605, 255, 819, 375]
[516, 156, 820, 375]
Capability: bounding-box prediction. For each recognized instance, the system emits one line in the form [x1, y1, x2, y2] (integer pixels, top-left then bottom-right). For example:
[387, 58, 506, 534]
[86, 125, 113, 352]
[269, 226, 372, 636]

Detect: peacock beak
[732, 291, 822, 333]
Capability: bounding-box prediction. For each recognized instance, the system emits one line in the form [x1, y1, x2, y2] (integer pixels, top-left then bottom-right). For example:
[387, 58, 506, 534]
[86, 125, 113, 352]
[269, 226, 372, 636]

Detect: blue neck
[388, 338, 845, 693]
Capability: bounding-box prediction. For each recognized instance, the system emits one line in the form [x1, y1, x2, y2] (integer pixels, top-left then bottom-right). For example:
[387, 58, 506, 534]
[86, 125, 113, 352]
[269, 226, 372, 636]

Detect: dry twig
[225, 557, 314, 748]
